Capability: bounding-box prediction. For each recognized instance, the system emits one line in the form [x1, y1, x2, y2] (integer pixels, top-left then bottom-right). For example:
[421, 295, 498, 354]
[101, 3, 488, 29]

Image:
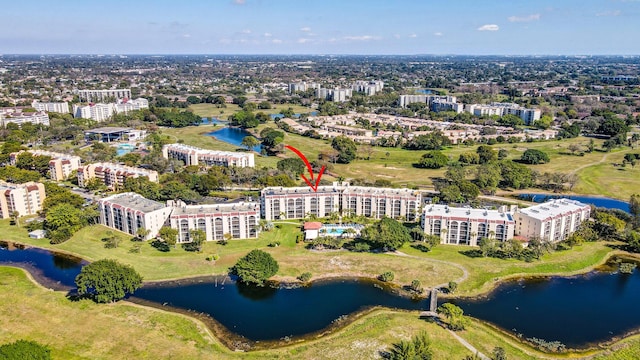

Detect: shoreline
[3, 239, 639, 354]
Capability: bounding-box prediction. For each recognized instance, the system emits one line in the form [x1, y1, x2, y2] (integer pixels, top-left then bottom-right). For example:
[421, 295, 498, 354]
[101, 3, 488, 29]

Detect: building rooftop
[100, 192, 166, 213]
[423, 204, 514, 222]
[262, 183, 420, 197]
[518, 199, 589, 220]
[170, 202, 260, 216]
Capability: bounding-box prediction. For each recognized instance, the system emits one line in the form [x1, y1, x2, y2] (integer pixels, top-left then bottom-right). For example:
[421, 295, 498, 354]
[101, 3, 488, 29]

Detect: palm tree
[9, 211, 20, 227]
[136, 227, 150, 241]
[440, 228, 448, 242]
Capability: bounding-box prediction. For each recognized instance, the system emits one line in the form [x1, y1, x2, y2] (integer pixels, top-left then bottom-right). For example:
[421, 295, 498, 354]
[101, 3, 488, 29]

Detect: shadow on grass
[150, 239, 170, 252]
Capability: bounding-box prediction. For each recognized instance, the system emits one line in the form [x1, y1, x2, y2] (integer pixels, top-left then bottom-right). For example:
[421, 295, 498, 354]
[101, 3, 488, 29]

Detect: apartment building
[99, 193, 172, 240]
[515, 199, 591, 242]
[9, 150, 81, 181]
[31, 101, 70, 114]
[78, 162, 158, 189]
[0, 181, 46, 218]
[169, 200, 260, 242]
[467, 103, 541, 125]
[398, 94, 458, 108]
[0, 109, 50, 127]
[431, 99, 464, 113]
[77, 88, 132, 102]
[73, 103, 115, 122]
[352, 80, 384, 96]
[162, 144, 255, 168]
[114, 98, 149, 114]
[421, 205, 515, 246]
[261, 183, 422, 221]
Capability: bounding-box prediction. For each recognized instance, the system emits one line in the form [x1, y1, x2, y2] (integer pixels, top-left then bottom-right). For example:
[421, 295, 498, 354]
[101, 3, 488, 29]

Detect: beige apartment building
[515, 199, 591, 242]
[78, 162, 158, 190]
[0, 181, 46, 218]
[10, 150, 81, 181]
[162, 144, 255, 168]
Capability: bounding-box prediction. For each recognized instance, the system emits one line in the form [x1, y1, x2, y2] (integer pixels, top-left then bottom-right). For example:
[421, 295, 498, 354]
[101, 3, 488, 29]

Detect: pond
[200, 117, 227, 125]
[3, 241, 640, 349]
[518, 193, 630, 213]
[206, 127, 261, 152]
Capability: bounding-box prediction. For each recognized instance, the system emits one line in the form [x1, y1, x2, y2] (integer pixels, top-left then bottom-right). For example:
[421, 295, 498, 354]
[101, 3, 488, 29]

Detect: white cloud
[508, 13, 541, 22]
[182, 34, 191, 38]
[233, 0, 246, 4]
[596, 10, 621, 16]
[408, 33, 417, 38]
[297, 38, 311, 44]
[477, 24, 499, 31]
[343, 35, 381, 41]
[263, 32, 272, 37]
[271, 39, 283, 44]
[300, 27, 312, 32]
[393, 34, 401, 39]
[434, 32, 443, 37]
[241, 29, 252, 34]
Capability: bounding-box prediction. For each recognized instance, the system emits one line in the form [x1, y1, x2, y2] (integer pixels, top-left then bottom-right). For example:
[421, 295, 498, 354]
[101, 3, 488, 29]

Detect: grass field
[188, 103, 315, 120]
[2, 265, 638, 359]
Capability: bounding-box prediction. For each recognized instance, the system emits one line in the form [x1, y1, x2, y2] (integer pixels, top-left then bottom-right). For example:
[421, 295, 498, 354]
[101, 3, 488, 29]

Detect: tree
[231, 249, 279, 286]
[241, 135, 260, 151]
[9, 211, 20, 227]
[388, 331, 432, 360]
[459, 151, 480, 165]
[136, 227, 151, 241]
[183, 229, 206, 252]
[477, 145, 497, 164]
[492, 347, 507, 360]
[630, 194, 640, 225]
[331, 136, 358, 164]
[417, 151, 449, 169]
[567, 144, 582, 155]
[277, 157, 306, 176]
[360, 217, 411, 251]
[437, 303, 468, 331]
[499, 160, 534, 189]
[158, 226, 178, 248]
[45, 203, 85, 244]
[75, 259, 143, 303]
[520, 149, 550, 165]
[0, 340, 51, 360]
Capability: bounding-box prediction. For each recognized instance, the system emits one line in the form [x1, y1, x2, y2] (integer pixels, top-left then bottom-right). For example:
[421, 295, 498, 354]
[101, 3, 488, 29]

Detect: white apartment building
[73, 103, 115, 122]
[316, 87, 353, 102]
[288, 82, 316, 94]
[114, 98, 149, 114]
[169, 200, 260, 242]
[352, 80, 384, 96]
[9, 150, 81, 181]
[467, 103, 541, 125]
[162, 144, 255, 168]
[398, 94, 459, 109]
[431, 99, 464, 113]
[261, 183, 422, 221]
[99, 193, 172, 240]
[0, 181, 46, 218]
[515, 199, 591, 243]
[78, 162, 159, 190]
[0, 110, 50, 127]
[31, 101, 70, 114]
[77, 88, 132, 102]
[421, 205, 515, 246]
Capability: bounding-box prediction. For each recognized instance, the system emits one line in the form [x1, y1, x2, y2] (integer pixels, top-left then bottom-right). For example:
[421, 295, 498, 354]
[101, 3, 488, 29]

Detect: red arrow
[285, 145, 326, 192]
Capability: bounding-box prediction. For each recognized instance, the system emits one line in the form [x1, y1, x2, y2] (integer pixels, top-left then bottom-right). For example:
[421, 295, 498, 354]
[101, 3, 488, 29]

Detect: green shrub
[379, 271, 395, 282]
[297, 272, 312, 282]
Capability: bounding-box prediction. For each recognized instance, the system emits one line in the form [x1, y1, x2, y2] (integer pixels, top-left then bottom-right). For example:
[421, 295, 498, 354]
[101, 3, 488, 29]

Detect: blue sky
[1, 0, 638, 55]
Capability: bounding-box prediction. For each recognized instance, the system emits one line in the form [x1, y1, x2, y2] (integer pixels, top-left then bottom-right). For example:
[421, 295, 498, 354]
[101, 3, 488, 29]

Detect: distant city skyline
[1, 0, 639, 55]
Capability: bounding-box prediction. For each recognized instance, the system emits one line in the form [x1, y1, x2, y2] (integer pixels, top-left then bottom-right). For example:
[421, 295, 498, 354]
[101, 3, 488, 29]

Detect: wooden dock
[419, 288, 439, 318]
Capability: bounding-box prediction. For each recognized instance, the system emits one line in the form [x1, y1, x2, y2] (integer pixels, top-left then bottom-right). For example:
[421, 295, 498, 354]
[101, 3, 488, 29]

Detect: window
[248, 215, 257, 238]
[459, 222, 469, 245]
[295, 198, 304, 218]
[231, 216, 241, 238]
[407, 201, 416, 221]
[449, 221, 458, 244]
[271, 199, 281, 220]
[477, 223, 487, 241]
[214, 218, 223, 240]
[364, 198, 372, 217]
[180, 219, 190, 242]
[287, 199, 295, 219]
[393, 200, 401, 218]
[496, 224, 505, 241]
[431, 219, 441, 236]
[378, 199, 386, 219]
[310, 198, 319, 217]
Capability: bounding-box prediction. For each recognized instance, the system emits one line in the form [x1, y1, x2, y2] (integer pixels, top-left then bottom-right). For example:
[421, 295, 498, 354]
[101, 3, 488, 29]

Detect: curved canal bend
[2, 241, 640, 349]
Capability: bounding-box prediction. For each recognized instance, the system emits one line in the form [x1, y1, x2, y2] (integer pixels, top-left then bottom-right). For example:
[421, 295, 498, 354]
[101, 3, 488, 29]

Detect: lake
[3, 240, 640, 347]
[519, 193, 630, 213]
[207, 127, 261, 152]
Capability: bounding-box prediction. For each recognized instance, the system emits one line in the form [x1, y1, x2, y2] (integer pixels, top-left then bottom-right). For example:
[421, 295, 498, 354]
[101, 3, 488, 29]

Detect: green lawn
[188, 103, 315, 120]
[2, 265, 637, 359]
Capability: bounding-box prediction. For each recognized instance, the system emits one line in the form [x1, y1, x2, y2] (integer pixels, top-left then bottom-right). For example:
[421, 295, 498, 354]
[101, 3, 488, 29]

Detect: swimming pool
[116, 143, 136, 156]
[319, 224, 364, 237]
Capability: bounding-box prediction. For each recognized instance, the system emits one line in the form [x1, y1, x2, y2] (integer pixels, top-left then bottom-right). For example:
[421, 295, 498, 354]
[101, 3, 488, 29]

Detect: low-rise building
[0, 109, 50, 127]
[10, 150, 81, 181]
[98, 192, 172, 240]
[84, 127, 147, 142]
[467, 102, 541, 125]
[515, 199, 591, 242]
[78, 162, 158, 189]
[77, 88, 132, 102]
[421, 205, 516, 246]
[168, 200, 260, 242]
[162, 144, 255, 168]
[0, 181, 46, 218]
[114, 98, 149, 113]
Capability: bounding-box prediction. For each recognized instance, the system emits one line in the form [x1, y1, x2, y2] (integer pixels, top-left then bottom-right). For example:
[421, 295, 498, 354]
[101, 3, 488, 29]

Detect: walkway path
[444, 324, 490, 360]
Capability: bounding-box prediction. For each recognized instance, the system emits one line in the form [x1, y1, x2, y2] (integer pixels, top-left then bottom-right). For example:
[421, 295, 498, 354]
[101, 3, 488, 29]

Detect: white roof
[518, 199, 589, 220]
[423, 205, 514, 222]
